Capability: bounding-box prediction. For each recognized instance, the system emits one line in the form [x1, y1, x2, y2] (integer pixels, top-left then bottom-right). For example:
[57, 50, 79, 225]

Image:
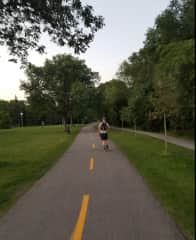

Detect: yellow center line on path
[89, 158, 94, 171]
[71, 194, 90, 240]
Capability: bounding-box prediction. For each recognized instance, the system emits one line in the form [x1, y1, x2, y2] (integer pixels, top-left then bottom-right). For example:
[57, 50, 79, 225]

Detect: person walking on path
[98, 117, 110, 150]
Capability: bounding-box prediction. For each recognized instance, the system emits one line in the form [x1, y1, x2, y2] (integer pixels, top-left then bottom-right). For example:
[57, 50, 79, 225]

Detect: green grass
[110, 129, 195, 240]
[0, 125, 81, 216]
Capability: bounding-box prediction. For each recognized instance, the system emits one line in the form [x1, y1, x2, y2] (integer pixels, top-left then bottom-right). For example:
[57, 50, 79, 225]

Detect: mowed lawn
[110, 129, 195, 240]
[0, 125, 81, 216]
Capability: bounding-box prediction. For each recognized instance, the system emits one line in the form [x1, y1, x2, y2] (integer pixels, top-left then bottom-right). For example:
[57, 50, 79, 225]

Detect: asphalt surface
[0, 125, 186, 240]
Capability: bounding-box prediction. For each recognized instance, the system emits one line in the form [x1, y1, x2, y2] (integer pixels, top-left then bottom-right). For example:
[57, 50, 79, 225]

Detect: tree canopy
[0, 0, 104, 64]
[0, 0, 194, 135]
[20, 54, 100, 131]
[116, 0, 195, 131]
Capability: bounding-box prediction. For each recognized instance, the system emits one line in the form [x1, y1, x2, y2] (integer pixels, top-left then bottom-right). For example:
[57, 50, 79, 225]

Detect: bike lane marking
[71, 194, 90, 240]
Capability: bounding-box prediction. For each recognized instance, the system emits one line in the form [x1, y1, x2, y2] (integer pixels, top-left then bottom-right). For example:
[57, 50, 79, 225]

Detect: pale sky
[0, 0, 171, 100]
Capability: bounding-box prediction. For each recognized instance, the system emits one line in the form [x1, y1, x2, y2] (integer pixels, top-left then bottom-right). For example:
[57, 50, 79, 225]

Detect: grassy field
[110, 129, 195, 240]
[0, 125, 81, 216]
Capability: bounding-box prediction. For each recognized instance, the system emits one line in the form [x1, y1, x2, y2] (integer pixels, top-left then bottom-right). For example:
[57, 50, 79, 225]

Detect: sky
[0, 0, 171, 100]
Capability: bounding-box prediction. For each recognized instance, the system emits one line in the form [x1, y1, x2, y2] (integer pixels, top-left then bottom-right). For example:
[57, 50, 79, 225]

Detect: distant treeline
[0, 0, 195, 133]
[0, 98, 61, 128]
[101, 0, 195, 132]
[0, 54, 103, 129]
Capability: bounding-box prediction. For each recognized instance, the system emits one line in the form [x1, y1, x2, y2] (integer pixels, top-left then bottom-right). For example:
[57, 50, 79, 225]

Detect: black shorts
[100, 133, 108, 140]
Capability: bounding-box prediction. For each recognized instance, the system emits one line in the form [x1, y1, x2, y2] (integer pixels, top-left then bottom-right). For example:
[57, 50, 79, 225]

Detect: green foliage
[0, 0, 104, 64]
[8, 97, 26, 127]
[98, 80, 129, 125]
[116, 0, 195, 132]
[148, 0, 195, 45]
[180, 0, 195, 39]
[0, 100, 11, 129]
[0, 111, 11, 129]
[21, 54, 100, 129]
[0, 125, 81, 215]
[155, 0, 182, 43]
[111, 129, 194, 240]
[1, 54, 101, 127]
[70, 82, 101, 123]
[117, 49, 155, 129]
[120, 106, 131, 125]
[153, 39, 195, 129]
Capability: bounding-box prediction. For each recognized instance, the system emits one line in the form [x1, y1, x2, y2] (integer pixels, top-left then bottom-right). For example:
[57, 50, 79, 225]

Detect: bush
[0, 111, 12, 129]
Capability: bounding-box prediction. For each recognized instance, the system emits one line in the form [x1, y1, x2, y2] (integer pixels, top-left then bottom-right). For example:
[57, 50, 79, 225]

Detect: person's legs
[105, 140, 109, 150]
[100, 133, 109, 150]
[100, 133, 104, 145]
[104, 134, 109, 150]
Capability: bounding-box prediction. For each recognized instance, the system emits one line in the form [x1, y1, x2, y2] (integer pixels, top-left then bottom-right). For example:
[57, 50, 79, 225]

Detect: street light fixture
[69, 95, 72, 128]
[67, 95, 72, 133]
[20, 112, 24, 127]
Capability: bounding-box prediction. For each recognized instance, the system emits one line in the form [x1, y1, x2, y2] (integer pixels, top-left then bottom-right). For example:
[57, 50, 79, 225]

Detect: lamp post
[163, 111, 168, 154]
[134, 119, 137, 136]
[20, 112, 24, 127]
[69, 95, 72, 129]
[67, 95, 72, 133]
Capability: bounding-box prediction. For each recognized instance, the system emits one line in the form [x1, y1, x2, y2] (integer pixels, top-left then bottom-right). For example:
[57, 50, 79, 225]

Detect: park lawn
[110, 129, 195, 240]
[0, 125, 81, 216]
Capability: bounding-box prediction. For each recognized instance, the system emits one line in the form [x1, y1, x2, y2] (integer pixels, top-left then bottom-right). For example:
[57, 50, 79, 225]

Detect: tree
[117, 48, 155, 130]
[153, 39, 195, 130]
[116, 60, 133, 87]
[115, 0, 195, 133]
[120, 106, 131, 127]
[180, 0, 195, 39]
[9, 97, 26, 127]
[21, 54, 99, 132]
[0, 0, 104, 64]
[154, 0, 194, 44]
[155, 0, 182, 44]
[0, 111, 11, 129]
[70, 82, 102, 123]
[0, 100, 11, 128]
[99, 80, 129, 125]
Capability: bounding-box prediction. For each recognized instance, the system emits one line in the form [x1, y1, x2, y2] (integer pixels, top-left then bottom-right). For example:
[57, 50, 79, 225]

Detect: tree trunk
[134, 119, 136, 136]
[121, 119, 124, 128]
[164, 112, 168, 154]
[70, 114, 72, 128]
[63, 97, 71, 134]
[63, 113, 70, 134]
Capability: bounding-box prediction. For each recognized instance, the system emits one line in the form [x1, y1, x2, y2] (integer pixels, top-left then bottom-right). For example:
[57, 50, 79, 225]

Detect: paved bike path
[0, 125, 185, 240]
[112, 127, 194, 150]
